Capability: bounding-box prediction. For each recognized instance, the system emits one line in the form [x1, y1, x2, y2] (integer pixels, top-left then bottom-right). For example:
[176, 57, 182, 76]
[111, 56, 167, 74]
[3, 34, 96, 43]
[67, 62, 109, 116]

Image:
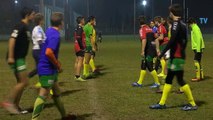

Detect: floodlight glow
[142, 0, 147, 6]
[15, 0, 18, 4]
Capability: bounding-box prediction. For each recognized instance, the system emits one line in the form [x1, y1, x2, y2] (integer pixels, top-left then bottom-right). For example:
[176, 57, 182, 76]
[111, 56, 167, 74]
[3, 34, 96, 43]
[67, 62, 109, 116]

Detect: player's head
[87, 16, 96, 26]
[150, 20, 155, 28]
[21, 7, 35, 22]
[154, 16, 162, 26]
[169, 4, 182, 19]
[187, 17, 197, 26]
[161, 17, 167, 25]
[167, 16, 173, 25]
[51, 12, 64, 29]
[34, 13, 44, 26]
[138, 16, 147, 25]
[76, 16, 85, 25]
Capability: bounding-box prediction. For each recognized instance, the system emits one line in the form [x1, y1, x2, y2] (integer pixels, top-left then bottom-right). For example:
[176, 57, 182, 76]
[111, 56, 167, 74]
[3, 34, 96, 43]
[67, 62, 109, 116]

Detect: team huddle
[0, 3, 205, 120]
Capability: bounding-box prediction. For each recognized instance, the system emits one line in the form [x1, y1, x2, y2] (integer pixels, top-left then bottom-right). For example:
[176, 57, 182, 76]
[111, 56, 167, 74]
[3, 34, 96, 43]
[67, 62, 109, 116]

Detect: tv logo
[199, 18, 208, 24]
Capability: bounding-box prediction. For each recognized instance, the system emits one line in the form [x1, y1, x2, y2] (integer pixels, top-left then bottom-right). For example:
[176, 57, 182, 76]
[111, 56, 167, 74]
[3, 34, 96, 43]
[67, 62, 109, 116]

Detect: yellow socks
[89, 58, 96, 72]
[201, 68, 204, 79]
[181, 84, 196, 106]
[137, 70, 146, 85]
[194, 61, 201, 79]
[151, 70, 160, 85]
[32, 96, 46, 120]
[159, 84, 172, 105]
[83, 64, 89, 76]
[160, 59, 166, 75]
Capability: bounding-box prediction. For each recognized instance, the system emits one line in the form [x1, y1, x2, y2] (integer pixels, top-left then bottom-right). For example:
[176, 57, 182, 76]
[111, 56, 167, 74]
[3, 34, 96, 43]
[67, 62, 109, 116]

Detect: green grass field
[0, 35, 213, 120]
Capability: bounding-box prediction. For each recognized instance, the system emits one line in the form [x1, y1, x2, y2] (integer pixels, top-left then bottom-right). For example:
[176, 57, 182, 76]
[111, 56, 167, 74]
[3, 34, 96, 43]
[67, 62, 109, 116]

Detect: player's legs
[176, 71, 198, 110]
[159, 69, 174, 105]
[29, 50, 40, 78]
[163, 50, 170, 78]
[89, 51, 98, 73]
[75, 51, 86, 81]
[84, 52, 91, 76]
[83, 46, 92, 78]
[52, 82, 66, 118]
[192, 51, 203, 81]
[32, 74, 56, 119]
[132, 58, 146, 87]
[2, 59, 29, 114]
[158, 45, 167, 78]
[146, 59, 160, 87]
[32, 87, 49, 120]
[74, 57, 78, 75]
[149, 69, 174, 109]
[14, 72, 28, 109]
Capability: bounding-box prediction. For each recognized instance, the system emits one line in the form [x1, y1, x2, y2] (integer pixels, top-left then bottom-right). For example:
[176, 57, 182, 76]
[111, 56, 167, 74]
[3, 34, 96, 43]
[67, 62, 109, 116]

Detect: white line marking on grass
[87, 79, 107, 120]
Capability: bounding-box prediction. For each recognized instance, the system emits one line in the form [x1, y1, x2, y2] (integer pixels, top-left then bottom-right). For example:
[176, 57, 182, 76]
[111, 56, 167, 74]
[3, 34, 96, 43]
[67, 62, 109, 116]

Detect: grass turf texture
[0, 35, 213, 120]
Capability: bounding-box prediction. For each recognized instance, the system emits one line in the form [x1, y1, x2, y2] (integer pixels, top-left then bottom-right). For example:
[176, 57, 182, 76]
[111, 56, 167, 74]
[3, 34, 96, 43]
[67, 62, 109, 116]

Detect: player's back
[12, 21, 30, 59]
[139, 25, 156, 57]
[32, 25, 46, 50]
[74, 25, 86, 52]
[170, 20, 187, 59]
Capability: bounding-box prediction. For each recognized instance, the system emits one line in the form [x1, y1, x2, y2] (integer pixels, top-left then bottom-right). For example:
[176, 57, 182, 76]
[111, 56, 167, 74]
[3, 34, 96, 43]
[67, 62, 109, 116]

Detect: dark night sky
[70, 0, 213, 33]
[1, 0, 213, 34]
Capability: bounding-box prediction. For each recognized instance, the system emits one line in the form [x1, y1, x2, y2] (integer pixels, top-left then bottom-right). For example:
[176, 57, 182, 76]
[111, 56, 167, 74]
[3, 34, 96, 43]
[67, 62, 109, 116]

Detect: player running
[32, 12, 76, 120]
[188, 17, 205, 82]
[28, 13, 46, 87]
[1, 7, 35, 114]
[150, 4, 198, 111]
[83, 16, 97, 79]
[74, 16, 87, 82]
[132, 16, 161, 88]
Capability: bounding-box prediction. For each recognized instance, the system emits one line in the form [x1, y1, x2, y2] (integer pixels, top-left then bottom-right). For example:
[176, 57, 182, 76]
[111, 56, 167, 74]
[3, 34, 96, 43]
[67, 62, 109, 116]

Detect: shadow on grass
[166, 100, 206, 109]
[195, 100, 207, 107]
[58, 81, 71, 86]
[24, 89, 85, 112]
[54, 113, 95, 120]
[94, 72, 111, 78]
[61, 89, 85, 97]
[96, 64, 110, 72]
[203, 76, 212, 81]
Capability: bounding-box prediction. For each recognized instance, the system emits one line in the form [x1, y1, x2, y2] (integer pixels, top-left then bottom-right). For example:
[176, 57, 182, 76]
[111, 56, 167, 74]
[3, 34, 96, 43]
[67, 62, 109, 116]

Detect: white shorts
[165, 50, 170, 59]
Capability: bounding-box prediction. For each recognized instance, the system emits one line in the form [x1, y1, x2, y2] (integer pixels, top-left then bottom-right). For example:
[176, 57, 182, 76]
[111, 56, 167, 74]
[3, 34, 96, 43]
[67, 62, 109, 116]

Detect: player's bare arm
[141, 39, 146, 57]
[8, 37, 16, 64]
[45, 48, 62, 73]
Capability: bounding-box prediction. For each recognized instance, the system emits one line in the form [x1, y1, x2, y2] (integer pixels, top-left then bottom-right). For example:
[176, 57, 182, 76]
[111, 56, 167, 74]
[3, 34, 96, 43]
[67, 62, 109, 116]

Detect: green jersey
[83, 23, 93, 46]
[191, 24, 205, 52]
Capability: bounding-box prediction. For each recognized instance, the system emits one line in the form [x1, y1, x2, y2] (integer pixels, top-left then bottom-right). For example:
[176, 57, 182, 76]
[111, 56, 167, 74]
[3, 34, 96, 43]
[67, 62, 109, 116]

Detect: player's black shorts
[194, 50, 202, 62]
[91, 51, 96, 56]
[76, 50, 85, 57]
